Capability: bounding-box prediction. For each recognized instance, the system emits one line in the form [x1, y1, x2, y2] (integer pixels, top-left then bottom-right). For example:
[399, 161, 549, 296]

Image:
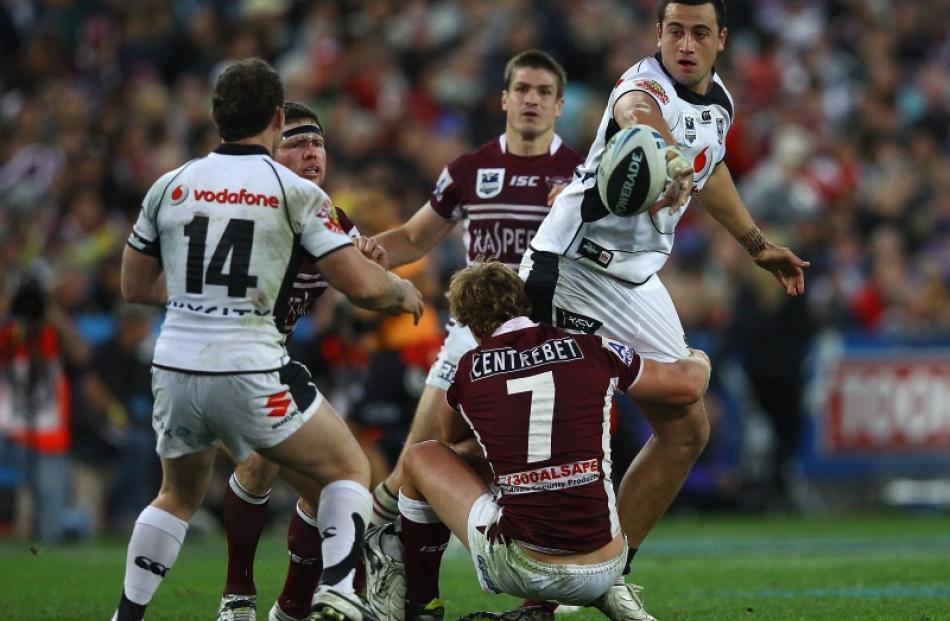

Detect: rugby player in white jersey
[365, 49, 582, 528]
[111, 59, 421, 621]
[517, 1, 809, 616]
[215, 102, 386, 621]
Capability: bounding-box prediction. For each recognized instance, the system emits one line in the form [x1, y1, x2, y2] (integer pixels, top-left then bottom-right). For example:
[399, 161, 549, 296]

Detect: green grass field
[1, 512, 948, 621]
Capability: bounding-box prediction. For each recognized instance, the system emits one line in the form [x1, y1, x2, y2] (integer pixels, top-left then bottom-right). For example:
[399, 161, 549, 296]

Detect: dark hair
[11, 279, 46, 323]
[212, 58, 284, 141]
[504, 50, 567, 98]
[284, 101, 322, 129]
[446, 261, 533, 340]
[657, 0, 727, 30]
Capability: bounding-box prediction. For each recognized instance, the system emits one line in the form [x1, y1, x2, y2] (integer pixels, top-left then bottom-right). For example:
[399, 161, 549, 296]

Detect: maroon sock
[400, 516, 450, 605]
[522, 600, 559, 612]
[223, 477, 270, 595]
[277, 504, 324, 619]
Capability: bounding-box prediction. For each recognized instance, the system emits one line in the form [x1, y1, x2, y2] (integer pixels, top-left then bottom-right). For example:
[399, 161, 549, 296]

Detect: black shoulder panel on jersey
[580, 184, 610, 222]
[273, 233, 305, 334]
[263, 159, 292, 233]
[653, 53, 733, 119]
[604, 117, 622, 147]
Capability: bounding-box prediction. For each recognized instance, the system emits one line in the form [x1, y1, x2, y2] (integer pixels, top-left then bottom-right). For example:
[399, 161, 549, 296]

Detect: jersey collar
[491, 316, 538, 336]
[499, 133, 563, 155]
[214, 143, 271, 156]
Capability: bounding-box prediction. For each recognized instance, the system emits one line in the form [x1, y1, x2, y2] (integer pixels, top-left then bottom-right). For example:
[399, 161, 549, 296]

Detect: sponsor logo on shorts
[555, 307, 603, 334]
[496, 458, 600, 494]
[266, 391, 293, 418]
[271, 408, 301, 430]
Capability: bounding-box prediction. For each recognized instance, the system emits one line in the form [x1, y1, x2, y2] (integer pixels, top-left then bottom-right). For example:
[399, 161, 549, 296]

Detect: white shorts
[151, 361, 323, 461]
[467, 494, 626, 605]
[424, 319, 478, 390]
[520, 248, 690, 362]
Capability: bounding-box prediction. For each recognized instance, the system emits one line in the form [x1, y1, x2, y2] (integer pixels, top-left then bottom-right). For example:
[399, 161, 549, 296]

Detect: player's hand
[356, 236, 388, 269]
[547, 182, 567, 206]
[394, 278, 424, 325]
[752, 244, 811, 296]
[649, 148, 693, 216]
[688, 347, 711, 370]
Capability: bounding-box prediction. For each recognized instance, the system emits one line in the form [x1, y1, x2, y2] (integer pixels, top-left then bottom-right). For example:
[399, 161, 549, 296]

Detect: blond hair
[446, 261, 533, 339]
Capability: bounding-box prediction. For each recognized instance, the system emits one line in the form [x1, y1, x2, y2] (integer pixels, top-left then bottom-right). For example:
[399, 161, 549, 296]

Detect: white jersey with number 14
[128, 144, 353, 373]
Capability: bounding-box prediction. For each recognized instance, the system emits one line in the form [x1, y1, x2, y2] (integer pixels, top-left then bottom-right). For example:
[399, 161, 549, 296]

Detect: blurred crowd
[0, 0, 947, 540]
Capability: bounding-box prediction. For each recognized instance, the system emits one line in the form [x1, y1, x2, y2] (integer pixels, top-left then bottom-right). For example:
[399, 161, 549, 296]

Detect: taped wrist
[665, 147, 692, 180]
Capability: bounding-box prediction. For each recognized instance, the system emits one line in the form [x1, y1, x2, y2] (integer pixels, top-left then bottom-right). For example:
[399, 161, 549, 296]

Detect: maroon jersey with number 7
[446, 318, 642, 554]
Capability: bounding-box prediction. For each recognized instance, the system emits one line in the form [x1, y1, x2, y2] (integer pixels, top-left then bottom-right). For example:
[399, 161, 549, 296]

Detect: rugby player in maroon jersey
[363, 262, 709, 621]
[216, 102, 387, 621]
[365, 49, 582, 526]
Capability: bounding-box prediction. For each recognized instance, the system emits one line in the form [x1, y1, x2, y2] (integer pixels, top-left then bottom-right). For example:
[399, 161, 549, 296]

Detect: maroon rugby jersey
[429, 135, 581, 269]
[446, 318, 642, 554]
[280, 204, 358, 335]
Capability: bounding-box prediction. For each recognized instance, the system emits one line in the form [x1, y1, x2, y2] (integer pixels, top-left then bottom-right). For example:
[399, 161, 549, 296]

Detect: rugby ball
[596, 125, 668, 217]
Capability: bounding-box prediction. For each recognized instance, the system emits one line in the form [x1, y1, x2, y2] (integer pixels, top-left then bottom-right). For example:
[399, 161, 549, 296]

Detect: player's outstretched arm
[700, 164, 810, 296]
[613, 91, 693, 213]
[316, 245, 424, 323]
[120, 244, 167, 306]
[373, 202, 457, 268]
[627, 349, 711, 407]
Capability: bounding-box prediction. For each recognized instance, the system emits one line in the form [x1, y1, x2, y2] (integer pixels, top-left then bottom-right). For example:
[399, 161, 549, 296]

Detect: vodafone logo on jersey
[182, 187, 279, 208]
[169, 185, 189, 205]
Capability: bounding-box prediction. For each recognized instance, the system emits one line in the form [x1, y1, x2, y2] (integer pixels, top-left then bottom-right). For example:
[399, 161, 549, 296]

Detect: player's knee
[235, 453, 279, 496]
[403, 440, 442, 482]
[328, 448, 371, 486]
[678, 405, 710, 458]
[154, 488, 203, 520]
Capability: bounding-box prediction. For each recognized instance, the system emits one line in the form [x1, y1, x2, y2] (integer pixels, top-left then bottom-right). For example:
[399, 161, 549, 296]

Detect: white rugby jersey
[128, 143, 353, 373]
[531, 54, 734, 284]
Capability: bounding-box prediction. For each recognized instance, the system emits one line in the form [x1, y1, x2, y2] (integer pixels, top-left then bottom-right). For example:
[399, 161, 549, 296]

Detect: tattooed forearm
[737, 226, 769, 257]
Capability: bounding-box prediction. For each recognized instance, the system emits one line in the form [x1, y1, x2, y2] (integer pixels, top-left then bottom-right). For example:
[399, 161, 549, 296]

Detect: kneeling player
[363, 262, 710, 621]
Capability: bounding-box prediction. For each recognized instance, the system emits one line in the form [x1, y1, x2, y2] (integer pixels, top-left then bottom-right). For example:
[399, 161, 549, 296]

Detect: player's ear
[656, 22, 663, 46]
[501, 89, 509, 111]
[554, 97, 564, 119]
[718, 26, 728, 52]
[273, 106, 284, 130]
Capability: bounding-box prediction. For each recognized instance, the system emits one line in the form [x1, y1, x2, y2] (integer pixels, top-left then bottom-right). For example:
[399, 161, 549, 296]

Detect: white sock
[317, 480, 371, 592]
[229, 472, 271, 504]
[122, 506, 189, 605]
[371, 481, 399, 526]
